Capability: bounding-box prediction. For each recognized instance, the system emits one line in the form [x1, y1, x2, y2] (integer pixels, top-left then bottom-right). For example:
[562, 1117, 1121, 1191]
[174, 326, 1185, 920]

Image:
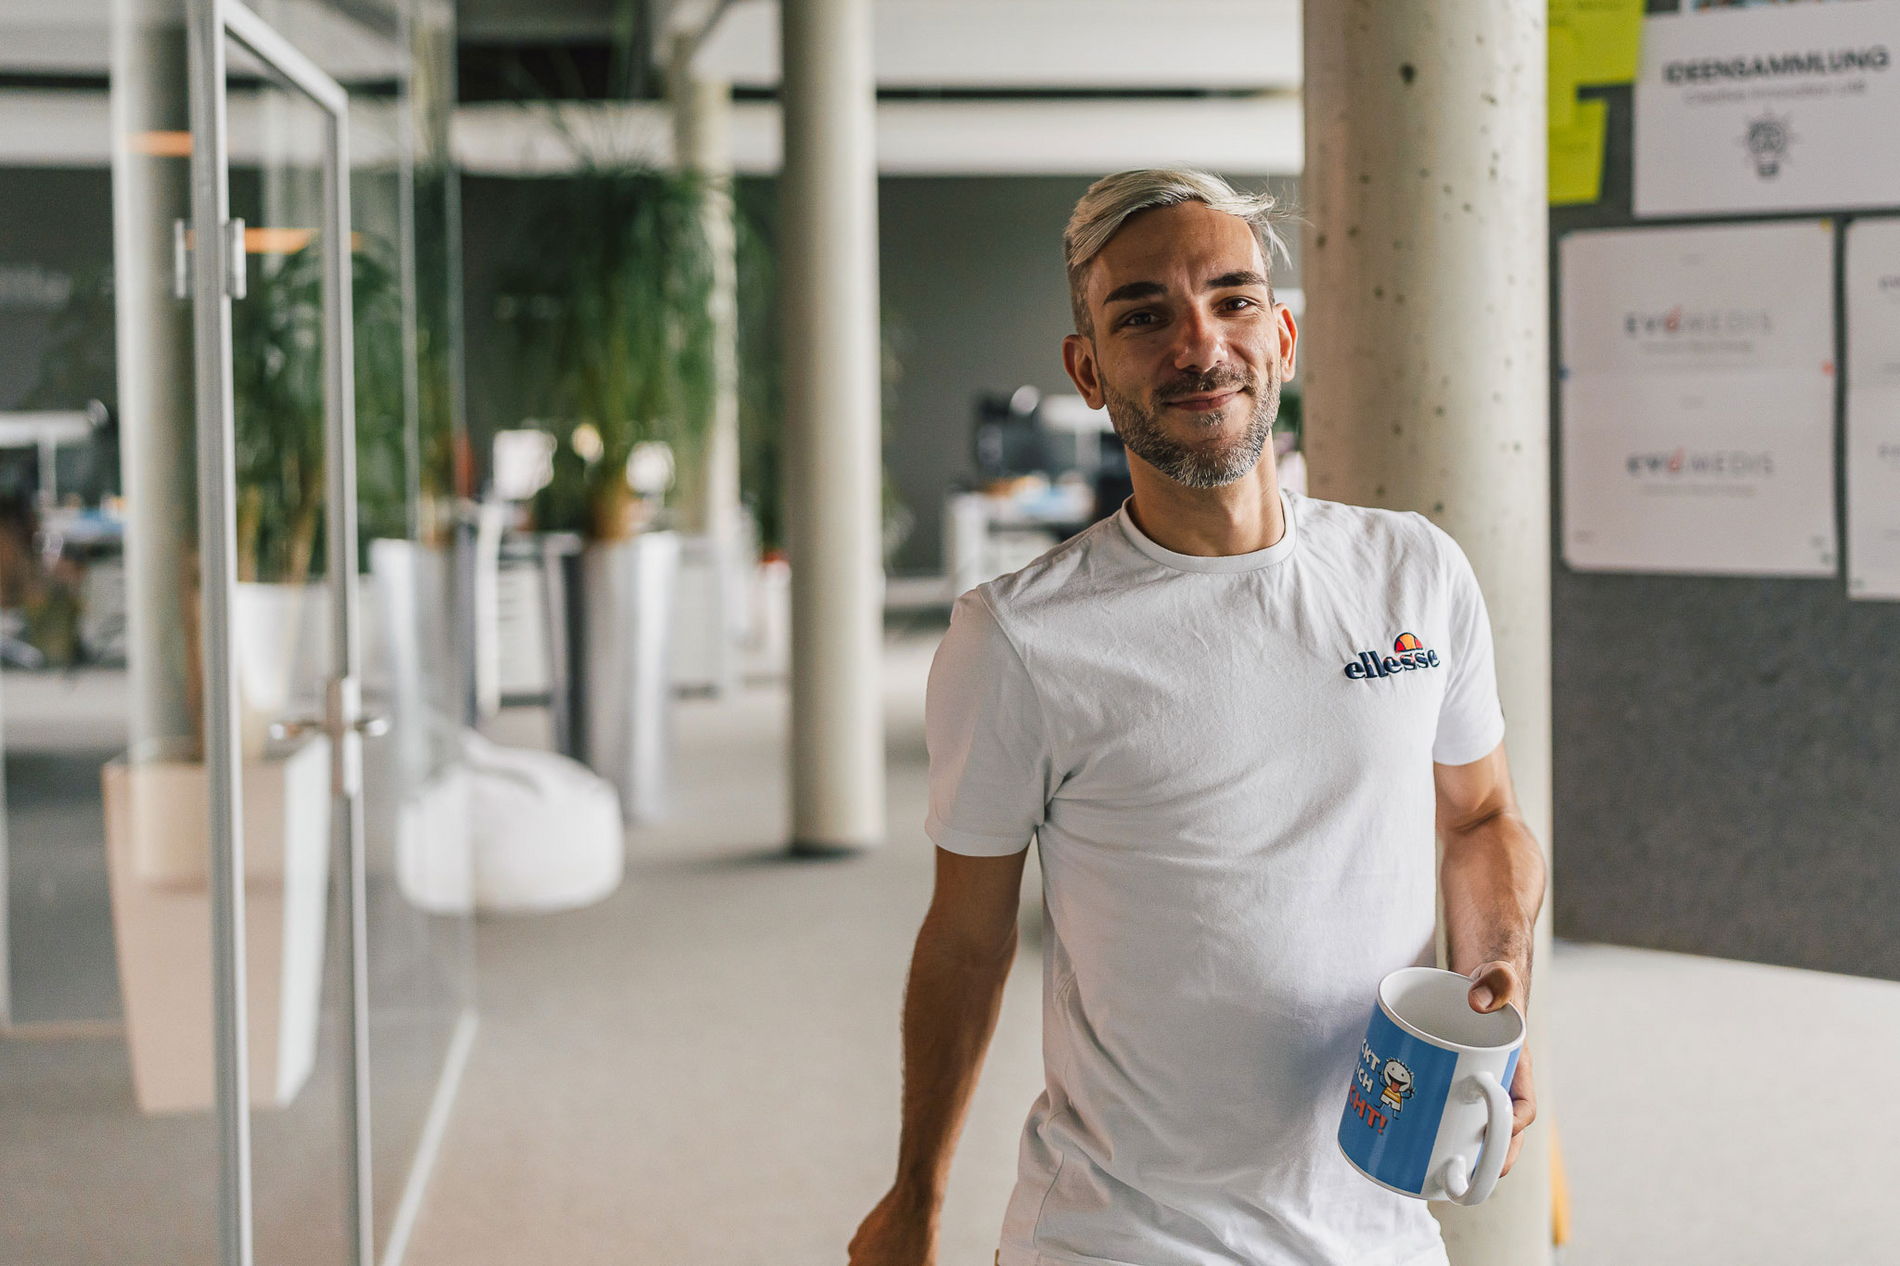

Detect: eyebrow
[1102, 270, 1272, 307]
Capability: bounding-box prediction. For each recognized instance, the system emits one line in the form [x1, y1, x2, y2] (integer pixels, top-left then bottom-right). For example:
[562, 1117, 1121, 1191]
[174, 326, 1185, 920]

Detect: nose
[1169, 304, 1225, 373]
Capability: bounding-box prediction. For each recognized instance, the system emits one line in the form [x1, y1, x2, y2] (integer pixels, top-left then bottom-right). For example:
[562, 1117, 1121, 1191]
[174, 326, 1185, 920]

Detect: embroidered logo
[1343, 632, 1441, 681]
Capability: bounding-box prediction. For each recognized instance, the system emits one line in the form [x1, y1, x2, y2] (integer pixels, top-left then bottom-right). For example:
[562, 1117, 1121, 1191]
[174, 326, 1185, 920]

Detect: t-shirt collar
[1115, 489, 1300, 574]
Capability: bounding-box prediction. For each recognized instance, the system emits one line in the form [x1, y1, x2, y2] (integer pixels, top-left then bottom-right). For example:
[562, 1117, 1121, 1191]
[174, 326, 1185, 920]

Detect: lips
[1165, 390, 1240, 412]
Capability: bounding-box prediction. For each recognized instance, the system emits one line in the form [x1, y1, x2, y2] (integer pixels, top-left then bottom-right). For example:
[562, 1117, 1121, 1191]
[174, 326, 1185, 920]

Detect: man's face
[1063, 201, 1297, 489]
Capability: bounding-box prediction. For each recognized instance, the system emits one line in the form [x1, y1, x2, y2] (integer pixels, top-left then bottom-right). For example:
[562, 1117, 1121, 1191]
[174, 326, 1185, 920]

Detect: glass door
[188, 4, 370, 1263]
[0, 2, 470, 1262]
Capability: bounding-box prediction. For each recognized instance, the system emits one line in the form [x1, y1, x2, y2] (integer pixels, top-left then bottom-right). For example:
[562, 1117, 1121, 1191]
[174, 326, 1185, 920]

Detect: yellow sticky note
[1549, 0, 1644, 85]
[1549, 98, 1608, 205]
[1549, 26, 1580, 131]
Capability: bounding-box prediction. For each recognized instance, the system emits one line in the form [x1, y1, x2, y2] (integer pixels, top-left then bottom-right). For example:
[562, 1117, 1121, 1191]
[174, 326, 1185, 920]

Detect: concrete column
[669, 36, 745, 697]
[669, 37, 742, 548]
[779, 0, 885, 853]
[112, 0, 200, 758]
[1300, 4, 1552, 1264]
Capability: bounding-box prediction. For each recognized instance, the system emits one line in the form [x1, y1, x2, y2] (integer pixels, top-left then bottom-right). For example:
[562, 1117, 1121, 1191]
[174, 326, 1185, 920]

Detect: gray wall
[1551, 6, 1900, 980]
[0, 169, 116, 412]
[459, 176, 552, 450]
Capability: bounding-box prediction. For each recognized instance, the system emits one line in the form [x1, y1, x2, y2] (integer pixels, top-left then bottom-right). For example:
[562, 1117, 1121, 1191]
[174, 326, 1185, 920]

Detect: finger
[1511, 1045, 1534, 1088]
[1465, 961, 1520, 1012]
[1512, 1094, 1536, 1133]
[1501, 1132, 1524, 1178]
[1509, 1049, 1535, 1113]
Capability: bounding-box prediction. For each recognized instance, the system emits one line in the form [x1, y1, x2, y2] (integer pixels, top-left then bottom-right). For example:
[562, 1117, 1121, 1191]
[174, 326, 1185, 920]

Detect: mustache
[1157, 369, 1253, 401]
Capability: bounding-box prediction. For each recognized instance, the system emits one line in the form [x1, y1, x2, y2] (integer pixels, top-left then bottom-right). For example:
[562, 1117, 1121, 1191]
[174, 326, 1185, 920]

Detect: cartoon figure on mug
[1379, 1059, 1415, 1114]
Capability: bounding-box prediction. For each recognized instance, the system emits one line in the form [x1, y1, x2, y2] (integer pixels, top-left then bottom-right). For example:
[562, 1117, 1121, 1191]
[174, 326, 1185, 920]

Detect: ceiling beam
[453, 94, 1302, 177]
[691, 0, 1302, 91]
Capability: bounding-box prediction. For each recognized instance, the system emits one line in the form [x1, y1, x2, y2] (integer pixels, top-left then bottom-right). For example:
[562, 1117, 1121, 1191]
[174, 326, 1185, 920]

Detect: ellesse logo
[1343, 633, 1441, 681]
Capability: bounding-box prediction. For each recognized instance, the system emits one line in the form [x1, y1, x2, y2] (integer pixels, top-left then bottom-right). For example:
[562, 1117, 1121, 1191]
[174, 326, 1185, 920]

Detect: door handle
[171, 217, 248, 299]
[268, 712, 391, 743]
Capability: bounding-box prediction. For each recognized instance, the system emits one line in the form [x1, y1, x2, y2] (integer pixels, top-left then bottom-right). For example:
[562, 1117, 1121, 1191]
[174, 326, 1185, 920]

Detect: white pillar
[670, 39, 743, 548]
[669, 37, 745, 697]
[779, 0, 885, 853]
[112, 0, 200, 757]
[1301, 5, 1553, 1264]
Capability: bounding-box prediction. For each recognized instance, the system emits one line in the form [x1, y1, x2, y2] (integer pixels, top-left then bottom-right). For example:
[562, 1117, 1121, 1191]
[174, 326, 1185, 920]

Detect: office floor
[401, 622, 1900, 1266]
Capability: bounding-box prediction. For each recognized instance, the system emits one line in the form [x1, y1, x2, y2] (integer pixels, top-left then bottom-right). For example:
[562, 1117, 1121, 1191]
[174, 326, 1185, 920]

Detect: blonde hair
[1063, 168, 1288, 335]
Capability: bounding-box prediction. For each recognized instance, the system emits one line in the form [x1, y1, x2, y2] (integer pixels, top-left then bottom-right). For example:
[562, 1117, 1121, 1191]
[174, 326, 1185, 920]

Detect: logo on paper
[1621, 306, 1774, 342]
[1625, 448, 1775, 480]
[1743, 111, 1795, 180]
[1342, 633, 1441, 682]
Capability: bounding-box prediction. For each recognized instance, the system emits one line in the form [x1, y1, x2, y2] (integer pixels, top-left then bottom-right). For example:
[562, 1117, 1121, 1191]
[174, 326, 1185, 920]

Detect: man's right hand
[847, 1187, 937, 1266]
[854, 847, 1025, 1265]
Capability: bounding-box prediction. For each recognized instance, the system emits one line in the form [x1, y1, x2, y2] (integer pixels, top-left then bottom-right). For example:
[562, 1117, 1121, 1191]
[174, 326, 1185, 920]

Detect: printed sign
[1844, 218, 1900, 600]
[1635, 4, 1900, 217]
[1560, 222, 1838, 576]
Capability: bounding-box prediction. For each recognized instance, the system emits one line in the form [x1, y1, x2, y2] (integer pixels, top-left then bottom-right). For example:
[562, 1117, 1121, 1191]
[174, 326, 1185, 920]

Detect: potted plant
[501, 163, 721, 822]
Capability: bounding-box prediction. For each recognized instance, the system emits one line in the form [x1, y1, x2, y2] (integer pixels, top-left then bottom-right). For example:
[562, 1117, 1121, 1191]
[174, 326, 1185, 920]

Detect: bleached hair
[1063, 168, 1289, 335]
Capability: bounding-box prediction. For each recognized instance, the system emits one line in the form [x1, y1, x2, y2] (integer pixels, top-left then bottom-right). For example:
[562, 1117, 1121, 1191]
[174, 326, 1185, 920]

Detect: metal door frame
[186, 4, 373, 1264]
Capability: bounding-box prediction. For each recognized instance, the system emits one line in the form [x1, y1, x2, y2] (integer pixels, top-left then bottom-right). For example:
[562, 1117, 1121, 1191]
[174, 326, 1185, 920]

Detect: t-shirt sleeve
[1423, 521, 1508, 766]
[923, 589, 1054, 857]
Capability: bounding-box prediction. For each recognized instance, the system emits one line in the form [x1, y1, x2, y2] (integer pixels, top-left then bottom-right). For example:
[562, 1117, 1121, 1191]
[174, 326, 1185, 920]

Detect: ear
[1276, 304, 1299, 383]
[1063, 333, 1106, 409]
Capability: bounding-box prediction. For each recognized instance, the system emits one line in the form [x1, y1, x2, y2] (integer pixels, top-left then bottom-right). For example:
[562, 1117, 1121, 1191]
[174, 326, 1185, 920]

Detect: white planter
[742, 555, 792, 682]
[231, 582, 324, 757]
[101, 737, 332, 1114]
[232, 579, 381, 757]
[580, 531, 680, 824]
[366, 538, 460, 789]
[669, 532, 739, 696]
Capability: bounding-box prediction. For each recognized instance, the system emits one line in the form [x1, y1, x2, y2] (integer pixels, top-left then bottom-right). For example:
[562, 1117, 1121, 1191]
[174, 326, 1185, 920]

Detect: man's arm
[849, 846, 1028, 1266]
[1435, 740, 1547, 1177]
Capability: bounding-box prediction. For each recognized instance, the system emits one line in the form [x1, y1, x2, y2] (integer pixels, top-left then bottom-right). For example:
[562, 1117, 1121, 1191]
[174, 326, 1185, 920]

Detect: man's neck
[1124, 458, 1286, 557]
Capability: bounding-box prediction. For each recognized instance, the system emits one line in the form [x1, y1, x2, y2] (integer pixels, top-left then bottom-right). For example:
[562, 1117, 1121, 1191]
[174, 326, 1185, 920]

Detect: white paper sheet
[1636, 5, 1900, 218]
[1844, 217, 1900, 599]
[1560, 222, 1838, 576]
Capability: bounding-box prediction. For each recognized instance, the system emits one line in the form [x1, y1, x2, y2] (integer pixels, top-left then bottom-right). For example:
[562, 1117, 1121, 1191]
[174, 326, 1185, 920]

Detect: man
[849, 170, 1545, 1266]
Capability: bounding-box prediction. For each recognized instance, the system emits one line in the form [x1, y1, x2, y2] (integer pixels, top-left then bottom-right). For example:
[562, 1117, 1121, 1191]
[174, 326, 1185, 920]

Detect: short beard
[1103, 364, 1281, 490]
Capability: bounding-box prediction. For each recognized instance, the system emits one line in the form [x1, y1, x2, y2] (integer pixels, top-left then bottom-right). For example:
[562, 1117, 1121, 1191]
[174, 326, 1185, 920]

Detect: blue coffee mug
[1336, 966, 1524, 1205]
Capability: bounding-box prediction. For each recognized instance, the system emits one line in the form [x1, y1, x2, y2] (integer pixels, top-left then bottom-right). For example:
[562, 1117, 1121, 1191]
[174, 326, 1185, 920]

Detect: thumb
[1466, 961, 1514, 1012]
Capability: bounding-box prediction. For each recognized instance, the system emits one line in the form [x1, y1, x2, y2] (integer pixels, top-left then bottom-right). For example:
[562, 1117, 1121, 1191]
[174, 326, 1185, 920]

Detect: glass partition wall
[0, 1, 473, 1263]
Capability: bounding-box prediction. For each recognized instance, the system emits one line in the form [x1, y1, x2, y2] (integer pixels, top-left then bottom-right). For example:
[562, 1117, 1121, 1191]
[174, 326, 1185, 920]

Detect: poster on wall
[1844, 217, 1900, 600]
[1634, 3, 1900, 217]
[1560, 221, 1838, 576]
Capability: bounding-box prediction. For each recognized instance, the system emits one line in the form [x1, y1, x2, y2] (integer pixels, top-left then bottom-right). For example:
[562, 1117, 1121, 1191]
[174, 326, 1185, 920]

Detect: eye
[1117, 310, 1159, 329]
[1221, 296, 1259, 312]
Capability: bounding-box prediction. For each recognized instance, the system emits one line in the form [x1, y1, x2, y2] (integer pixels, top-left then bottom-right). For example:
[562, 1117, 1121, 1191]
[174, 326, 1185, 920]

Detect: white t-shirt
[925, 490, 1505, 1266]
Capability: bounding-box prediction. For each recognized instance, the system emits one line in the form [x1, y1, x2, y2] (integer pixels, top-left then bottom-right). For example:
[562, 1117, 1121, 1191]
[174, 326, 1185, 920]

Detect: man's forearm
[889, 916, 1018, 1208]
[1440, 811, 1547, 1005]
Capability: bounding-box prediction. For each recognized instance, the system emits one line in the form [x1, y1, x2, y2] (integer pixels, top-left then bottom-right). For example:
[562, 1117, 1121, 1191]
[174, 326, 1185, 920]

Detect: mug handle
[1438, 1070, 1513, 1206]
